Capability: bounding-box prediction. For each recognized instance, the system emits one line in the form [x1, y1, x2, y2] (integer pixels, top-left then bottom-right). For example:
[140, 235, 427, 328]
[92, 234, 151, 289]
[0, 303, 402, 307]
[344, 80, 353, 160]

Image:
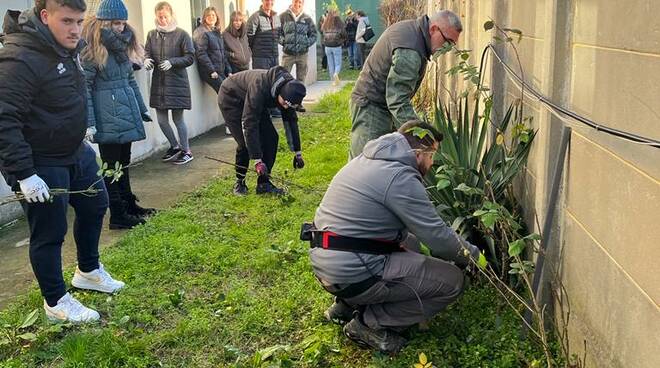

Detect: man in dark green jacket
[279, 0, 316, 85]
[349, 10, 462, 158]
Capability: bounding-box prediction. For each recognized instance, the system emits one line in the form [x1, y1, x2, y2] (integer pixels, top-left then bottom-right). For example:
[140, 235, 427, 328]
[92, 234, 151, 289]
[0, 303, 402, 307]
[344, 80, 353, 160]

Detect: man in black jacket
[0, 0, 124, 323]
[246, 0, 280, 70]
[218, 66, 306, 195]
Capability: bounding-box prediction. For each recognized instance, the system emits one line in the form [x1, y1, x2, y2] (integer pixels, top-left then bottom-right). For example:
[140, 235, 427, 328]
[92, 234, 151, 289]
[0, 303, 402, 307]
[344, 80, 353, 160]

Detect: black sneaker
[324, 297, 354, 325]
[173, 151, 194, 165]
[161, 147, 182, 162]
[343, 315, 407, 354]
[255, 181, 285, 195]
[233, 180, 248, 196]
[295, 105, 306, 113]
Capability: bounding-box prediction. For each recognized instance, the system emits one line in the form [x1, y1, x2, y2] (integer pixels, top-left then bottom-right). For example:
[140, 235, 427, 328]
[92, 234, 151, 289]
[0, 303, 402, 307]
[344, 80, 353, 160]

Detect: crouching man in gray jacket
[307, 120, 485, 354]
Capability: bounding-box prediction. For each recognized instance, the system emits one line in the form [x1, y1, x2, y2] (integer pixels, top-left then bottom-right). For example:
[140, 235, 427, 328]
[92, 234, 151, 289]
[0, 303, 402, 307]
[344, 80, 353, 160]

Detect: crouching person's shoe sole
[44, 293, 100, 323]
[324, 297, 354, 325]
[343, 317, 407, 354]
[71, 263, 125, 294]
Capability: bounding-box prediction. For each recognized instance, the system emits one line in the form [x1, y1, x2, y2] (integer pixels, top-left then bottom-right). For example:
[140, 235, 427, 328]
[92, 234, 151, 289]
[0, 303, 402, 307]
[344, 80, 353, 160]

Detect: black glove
[293, 153, 305, 169]
[141, 112, 152, 122]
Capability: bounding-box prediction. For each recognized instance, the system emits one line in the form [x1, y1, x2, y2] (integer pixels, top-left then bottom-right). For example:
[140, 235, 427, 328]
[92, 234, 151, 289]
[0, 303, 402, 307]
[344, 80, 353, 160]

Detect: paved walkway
[0, 80, 349, 308]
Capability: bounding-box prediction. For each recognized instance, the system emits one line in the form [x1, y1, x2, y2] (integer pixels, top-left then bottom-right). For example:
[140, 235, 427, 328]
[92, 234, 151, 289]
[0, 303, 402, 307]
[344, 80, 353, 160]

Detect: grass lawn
[0, 85, 555, 367]
[315, 46, 362, 82]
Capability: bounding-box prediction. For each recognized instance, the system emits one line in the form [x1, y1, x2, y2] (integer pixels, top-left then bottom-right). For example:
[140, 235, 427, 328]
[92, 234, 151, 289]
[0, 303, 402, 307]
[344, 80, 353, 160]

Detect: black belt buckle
[300, 222, 315, 241]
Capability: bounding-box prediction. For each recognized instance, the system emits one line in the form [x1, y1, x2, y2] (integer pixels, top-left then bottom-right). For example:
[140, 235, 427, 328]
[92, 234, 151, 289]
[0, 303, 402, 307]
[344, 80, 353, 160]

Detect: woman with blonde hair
[82, 0, 154, 230]
[193, 6, 232, 92]
[144, 1, 195, 165]
[223, 11, 251, 73]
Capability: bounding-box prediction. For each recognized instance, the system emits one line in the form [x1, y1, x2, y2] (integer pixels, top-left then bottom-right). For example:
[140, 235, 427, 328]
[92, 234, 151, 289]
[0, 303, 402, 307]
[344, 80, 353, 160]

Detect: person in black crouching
[218, 66, 307, 196]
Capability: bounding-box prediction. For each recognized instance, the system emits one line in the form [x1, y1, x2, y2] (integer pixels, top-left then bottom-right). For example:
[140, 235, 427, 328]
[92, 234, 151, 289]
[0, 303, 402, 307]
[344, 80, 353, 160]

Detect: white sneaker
[44, 293, 100, 323]
[71, 263, 125, 293]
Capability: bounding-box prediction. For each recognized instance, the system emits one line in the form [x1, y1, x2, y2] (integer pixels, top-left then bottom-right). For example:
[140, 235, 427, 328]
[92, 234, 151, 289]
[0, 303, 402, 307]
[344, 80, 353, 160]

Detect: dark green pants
[349, 100, 396, 158]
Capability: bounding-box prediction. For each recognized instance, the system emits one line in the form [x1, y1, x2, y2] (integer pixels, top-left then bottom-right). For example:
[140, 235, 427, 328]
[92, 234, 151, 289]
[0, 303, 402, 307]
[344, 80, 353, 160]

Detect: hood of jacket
[362, 132, 419, 173]
[266, 65, 294, 99]
[1, 8, 84, 57]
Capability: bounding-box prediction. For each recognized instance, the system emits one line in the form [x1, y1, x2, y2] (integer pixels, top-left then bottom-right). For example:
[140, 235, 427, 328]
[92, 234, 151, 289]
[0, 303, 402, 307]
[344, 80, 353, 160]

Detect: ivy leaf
[17, 332, 37, 342]
[19, 309, 39, 329]
[436, 179, 451, 190]
[481, 212, 498, 229]
[508, 239, 526, 257]
[460, 52, 470, 61]
[483, 20, 494, 31]
[454, 183, 484, 196]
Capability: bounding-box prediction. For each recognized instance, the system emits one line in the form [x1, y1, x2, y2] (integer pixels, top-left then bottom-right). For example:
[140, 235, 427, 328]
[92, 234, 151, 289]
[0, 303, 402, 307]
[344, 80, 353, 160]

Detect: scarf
[155, 18, 178, 33]
[100, 27, 132, 64]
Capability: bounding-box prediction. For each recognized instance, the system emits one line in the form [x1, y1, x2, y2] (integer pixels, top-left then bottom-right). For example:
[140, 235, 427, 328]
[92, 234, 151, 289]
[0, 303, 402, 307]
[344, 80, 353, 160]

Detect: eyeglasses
[438, 28, 456, 47]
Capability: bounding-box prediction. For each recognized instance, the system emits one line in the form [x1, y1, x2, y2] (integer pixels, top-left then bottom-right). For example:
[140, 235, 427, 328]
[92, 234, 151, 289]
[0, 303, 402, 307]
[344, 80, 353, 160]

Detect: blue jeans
[325, 46, 342, 78]
[347, 41, 358, 68]
[20, 143, 108, 306]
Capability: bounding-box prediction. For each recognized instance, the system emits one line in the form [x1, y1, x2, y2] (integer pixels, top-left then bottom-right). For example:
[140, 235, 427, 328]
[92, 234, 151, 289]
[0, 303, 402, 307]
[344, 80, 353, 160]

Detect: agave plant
[425, 94, 536, 270]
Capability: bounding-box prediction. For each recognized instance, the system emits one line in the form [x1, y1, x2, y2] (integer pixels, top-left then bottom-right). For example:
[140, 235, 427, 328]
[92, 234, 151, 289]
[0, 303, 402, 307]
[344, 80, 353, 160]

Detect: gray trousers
[344, 251, 464, 330]
[156, 109, 189, 152]
[281, 52, 308, 82]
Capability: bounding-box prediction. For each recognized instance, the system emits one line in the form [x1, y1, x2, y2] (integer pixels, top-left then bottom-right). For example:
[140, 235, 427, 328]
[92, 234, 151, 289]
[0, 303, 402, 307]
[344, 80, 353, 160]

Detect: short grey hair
[430, 10, 462, 32]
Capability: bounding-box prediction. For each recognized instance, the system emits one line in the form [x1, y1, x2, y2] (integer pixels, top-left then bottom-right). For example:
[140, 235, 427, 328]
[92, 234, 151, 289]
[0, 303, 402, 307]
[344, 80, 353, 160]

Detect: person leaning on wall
[144, 1, 195, 165]
[193, 6, 232, 93]
[0, 0, 125, 323]
[81, 0, 156, 231]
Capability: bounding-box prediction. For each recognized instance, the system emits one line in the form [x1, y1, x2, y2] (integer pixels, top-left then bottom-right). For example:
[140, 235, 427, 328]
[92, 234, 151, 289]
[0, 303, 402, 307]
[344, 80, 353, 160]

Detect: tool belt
[300, 223, 403, 255]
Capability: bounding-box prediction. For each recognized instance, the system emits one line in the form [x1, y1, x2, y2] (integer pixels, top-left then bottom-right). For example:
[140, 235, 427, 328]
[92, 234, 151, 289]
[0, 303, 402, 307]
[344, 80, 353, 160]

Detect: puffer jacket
[278, 9, 317, 55]
[0, 8, 87, 181]
[310, 132, 481, 284]
[222, 23, 251, 72]
[84, 28, 148, 145]
[144, 26, 194, 110]
[246, 6, 280, 58]
[193, 25, 232, 83]
[218, 66, 301, 160]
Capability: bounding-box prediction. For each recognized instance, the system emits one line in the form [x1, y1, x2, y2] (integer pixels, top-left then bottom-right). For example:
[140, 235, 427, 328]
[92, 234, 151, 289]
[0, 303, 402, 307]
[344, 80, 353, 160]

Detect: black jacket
[278, 9, 317, 56]
[144, 27, 194, 110]
[246, 6, 280, 58]
[345, 15, 358, 43]
[193, 25, 232, 83]
[0, 9, 87, 181]
[218, 66, 301, 160]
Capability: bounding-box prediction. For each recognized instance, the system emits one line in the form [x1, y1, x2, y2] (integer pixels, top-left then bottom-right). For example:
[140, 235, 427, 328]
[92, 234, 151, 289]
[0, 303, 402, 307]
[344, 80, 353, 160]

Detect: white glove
[144, 58, 154, 71]
[159, 60, 172, 71]
[210, 72, 219, 79]
[85, 126, 96, 142]
[18, 174, 50, 203]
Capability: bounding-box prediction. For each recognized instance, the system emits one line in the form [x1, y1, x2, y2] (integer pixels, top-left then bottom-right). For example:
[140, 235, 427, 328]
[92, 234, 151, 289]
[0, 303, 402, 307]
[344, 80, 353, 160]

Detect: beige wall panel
[570, 46, 660, 145]
[565, 133, 660, 303]
[561, 214, 660, 368]
[573, 0, 660, 54]
[510, 0, 546, 39]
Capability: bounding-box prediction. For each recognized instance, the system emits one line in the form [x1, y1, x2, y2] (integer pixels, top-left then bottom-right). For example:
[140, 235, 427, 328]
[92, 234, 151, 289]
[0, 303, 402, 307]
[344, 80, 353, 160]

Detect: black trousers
[98, 143, 132, 205]
[220, 107, 278, 184]
[20, 144, 108, 306]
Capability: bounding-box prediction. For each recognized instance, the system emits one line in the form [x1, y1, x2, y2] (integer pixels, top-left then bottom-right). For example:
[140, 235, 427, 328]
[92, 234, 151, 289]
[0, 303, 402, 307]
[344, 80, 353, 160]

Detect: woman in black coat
[193, 7, 232, 93]
[144, 1, 195, 165]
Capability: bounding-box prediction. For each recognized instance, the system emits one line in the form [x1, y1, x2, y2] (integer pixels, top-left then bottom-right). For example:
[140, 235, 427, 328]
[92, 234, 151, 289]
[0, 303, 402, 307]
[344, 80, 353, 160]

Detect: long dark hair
[321, 10, 344, 32]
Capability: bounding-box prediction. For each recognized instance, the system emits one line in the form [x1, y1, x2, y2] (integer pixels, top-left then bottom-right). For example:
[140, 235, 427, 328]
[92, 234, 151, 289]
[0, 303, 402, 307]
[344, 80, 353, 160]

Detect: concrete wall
[429, 1, 660, 367]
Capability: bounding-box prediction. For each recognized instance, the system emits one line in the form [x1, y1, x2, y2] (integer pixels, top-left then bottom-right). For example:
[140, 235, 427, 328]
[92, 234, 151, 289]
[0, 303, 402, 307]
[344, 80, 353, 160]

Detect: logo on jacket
[57, 63, 66, 74]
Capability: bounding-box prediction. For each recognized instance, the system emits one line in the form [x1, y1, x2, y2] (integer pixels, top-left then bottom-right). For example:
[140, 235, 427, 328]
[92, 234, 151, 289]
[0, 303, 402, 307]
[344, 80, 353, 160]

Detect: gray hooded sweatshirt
[309, 132, 480, 284]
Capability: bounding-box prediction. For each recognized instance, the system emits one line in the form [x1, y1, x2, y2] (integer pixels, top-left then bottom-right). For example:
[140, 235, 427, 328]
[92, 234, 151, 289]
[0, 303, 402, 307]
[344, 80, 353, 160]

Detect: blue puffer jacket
[84, 28, 148, 145]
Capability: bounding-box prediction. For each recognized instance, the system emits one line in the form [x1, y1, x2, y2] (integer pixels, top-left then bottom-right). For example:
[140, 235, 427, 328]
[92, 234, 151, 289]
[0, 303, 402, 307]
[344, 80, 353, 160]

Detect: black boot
[343, 312, 407, 354]
[119, 167, 156, 218]
[109, 200, 146, 230]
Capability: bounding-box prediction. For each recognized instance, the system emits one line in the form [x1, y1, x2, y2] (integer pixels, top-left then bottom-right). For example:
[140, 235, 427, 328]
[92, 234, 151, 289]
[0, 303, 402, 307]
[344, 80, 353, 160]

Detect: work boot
[233, 179, 248, 196]
[256, 181, 285, 196]
[324, 297, 354, 325]
[109, 200, 145, 230]
[44, 293, 100, 323]
[343, 314, 407, 354]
